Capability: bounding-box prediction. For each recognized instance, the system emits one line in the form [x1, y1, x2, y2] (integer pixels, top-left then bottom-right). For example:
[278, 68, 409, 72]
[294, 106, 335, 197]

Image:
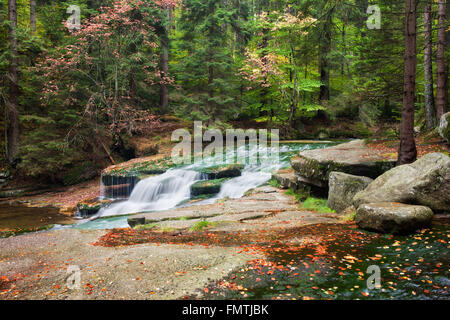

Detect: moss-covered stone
[290, 140, 396, 188]
[190, 178, 229, 196]
[102, 156, 176, 187]
[77, 199, 113, 216]
[197, 164, 244, 180]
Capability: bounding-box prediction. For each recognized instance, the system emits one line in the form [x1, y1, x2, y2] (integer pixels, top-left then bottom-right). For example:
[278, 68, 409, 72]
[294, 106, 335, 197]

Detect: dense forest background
[0, 0, 448, 185]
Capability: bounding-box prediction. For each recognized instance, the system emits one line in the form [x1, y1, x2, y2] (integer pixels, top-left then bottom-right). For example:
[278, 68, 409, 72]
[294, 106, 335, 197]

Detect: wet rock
[191, 178, 228, 197]
[102, 156, 175, 185]
[103, 183, 136, 199]
[77, 199, 113, 217]
[355, 202, 433, 234]
[290, 140, 395, 188]
[101, 174, 140, 187]
[0, 188, 27, 198]
[128, 217, 146, 228]
[353, 152, 450, 212]
[438, 112, 450, 142]
[327, 172, 373, 213]
[271, 168, 298, 190]
[198, 164, 244, 180]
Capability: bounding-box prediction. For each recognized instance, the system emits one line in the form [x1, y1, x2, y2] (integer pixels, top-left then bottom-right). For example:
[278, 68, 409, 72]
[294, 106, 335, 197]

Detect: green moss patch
[197, 164, 244, 179]
[190, 178, 229, 196]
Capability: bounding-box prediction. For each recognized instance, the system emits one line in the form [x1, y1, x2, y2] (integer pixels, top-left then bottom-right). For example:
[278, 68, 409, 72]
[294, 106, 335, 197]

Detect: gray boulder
[355, 202, 433, 234]
[290, 140, 396, 188]
[353, 152, 450, 212]
[327, 172, 373, 213]
[438, 112, 449, 142]
[271, 168, 299, 190]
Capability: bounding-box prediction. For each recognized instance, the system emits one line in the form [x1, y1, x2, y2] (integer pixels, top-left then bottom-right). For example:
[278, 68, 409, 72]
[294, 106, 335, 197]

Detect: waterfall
[97, 169, 205, 217]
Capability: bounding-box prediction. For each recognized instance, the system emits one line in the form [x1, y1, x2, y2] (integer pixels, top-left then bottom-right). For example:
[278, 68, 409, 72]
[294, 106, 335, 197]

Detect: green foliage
[190, 220, 213, 232]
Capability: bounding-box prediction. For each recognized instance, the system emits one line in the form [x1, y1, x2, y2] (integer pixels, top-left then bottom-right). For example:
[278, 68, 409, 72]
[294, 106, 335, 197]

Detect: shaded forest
[0, 0, 448, 184]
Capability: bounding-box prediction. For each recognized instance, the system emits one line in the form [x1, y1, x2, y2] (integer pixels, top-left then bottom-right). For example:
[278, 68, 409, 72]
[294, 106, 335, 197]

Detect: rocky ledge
[290, 140, 396, 189]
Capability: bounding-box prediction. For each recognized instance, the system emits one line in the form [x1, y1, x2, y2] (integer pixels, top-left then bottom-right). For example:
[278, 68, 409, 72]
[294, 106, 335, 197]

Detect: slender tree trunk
[398, 0, 418, 165]
[424, 2, 436, 129]
[7, 0, 20, 165]
[318, 14, 332, 102]
[436, 0, 447, 121]
[30, 0, 36, 34]
[160, 38, 169, 113]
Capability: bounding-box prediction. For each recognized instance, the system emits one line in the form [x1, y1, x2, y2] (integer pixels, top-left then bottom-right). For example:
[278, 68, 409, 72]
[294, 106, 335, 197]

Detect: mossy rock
[290, 140, 396, 188]
[102, 157, 176, 186]
[197, 164, 244, 180]
[190, 178, 229, 196]
[77, 199, 113, 217]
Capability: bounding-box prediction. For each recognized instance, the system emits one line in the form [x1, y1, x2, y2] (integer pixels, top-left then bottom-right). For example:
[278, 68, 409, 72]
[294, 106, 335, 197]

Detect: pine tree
[398, 0, 418, 165]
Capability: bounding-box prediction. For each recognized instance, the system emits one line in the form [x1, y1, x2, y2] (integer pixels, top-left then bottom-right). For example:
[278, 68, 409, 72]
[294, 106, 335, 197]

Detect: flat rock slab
[291, 140, 396, 187]
[131, 186, 297, 226]
[356, 202, 434, 235]
[0, 229, 254, 300]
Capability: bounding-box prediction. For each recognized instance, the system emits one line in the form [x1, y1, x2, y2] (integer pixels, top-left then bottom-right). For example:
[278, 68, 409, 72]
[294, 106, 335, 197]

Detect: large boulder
[353, 152, 450, 212]
[355, 202, 434, 234]
[290, 140, 396, 188]
[438, 112, 450, 142]
[326, 172, 373, 213]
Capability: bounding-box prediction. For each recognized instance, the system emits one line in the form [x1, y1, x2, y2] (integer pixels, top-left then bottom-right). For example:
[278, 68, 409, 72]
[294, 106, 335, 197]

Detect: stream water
[0, 141, 448, 300]
[74, 141, 336, 230]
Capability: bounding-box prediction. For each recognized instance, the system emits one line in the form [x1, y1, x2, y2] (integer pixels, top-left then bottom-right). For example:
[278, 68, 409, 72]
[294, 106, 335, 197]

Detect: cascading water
[75, 142, 336, 229]
[97, 169, 205, 217]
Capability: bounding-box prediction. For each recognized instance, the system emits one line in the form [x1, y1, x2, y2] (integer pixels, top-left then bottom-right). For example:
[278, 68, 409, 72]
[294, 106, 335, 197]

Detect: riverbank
[0, 186, 342, 300]
[1, 185, 447, 300]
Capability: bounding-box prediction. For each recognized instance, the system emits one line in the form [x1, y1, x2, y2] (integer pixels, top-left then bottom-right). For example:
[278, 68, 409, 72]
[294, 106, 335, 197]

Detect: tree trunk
[424, 2, 436, 129]
[398, 0, 418, 165]
[30, 0, 36, 34]
[318, 13, 332, 102]
[436, 0, 447, 121]
[7, 0, 20, 165]
[160, 38, 169, 113]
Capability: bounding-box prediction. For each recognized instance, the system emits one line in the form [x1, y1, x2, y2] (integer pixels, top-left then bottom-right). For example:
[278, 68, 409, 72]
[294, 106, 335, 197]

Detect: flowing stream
[73, 142, 336, 230]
